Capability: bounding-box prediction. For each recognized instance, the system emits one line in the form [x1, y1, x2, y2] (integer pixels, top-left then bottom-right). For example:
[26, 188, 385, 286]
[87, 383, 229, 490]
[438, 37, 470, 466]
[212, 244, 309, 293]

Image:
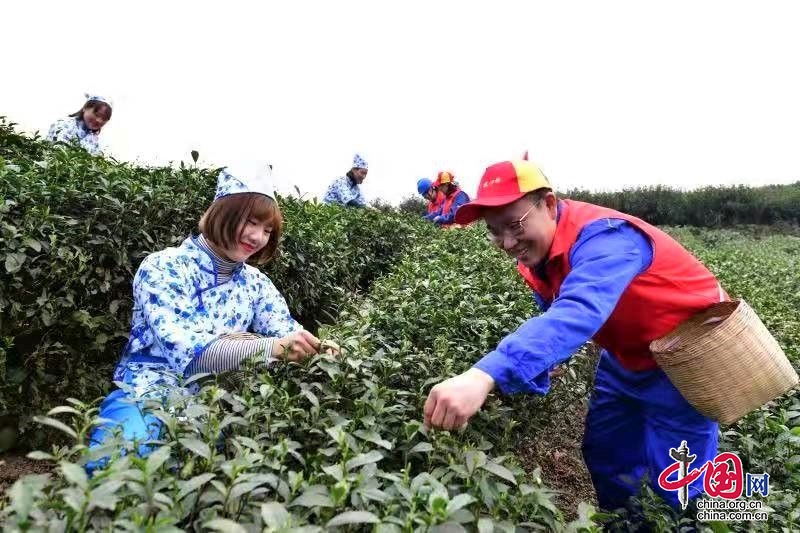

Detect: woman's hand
[319, 339, 342, 356]
[272, 330, 323, 361]
[272, 331, 343, 361]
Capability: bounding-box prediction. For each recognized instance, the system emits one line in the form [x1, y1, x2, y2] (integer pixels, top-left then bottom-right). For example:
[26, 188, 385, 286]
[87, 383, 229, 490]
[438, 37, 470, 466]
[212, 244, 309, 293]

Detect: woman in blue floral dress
[87, 162, 335, 465]
[47, 93, 113, 156]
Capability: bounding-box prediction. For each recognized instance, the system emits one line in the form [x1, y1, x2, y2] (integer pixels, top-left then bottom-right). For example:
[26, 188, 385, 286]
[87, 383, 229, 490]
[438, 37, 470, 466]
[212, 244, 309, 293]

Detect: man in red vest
[423, 158, 726, 512]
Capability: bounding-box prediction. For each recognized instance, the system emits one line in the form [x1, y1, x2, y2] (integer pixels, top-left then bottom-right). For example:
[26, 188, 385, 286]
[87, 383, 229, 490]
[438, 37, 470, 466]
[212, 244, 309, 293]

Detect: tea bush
[0, 348, 601, 531]
[320, 227, 597, 442]
[0, 118, 435, 446]
[597, 229, 800, 531]
[0, 228, 603, 531]
[3, 118, 799, 531]
[565, 184, 800, 227]
[0, 143, 604, 529]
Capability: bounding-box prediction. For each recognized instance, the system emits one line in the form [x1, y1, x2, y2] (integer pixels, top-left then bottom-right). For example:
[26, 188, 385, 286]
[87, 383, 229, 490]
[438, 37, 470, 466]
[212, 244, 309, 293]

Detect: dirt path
[515, 399, 598, 521]
[0, 454, 54, 494]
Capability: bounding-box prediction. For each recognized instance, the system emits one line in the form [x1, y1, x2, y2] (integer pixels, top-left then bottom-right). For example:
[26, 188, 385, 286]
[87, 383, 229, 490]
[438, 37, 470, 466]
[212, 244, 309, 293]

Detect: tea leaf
[204, 519, 248, 533]
[289, 488, 334, 508]
[409, 442, 434, 454]
[353, 429, 393, 450]
[5, 252, 26, 274]
[326, 510, 381, 527]
[88, 480, 124, 511]
[59, 461, 88, 489]
[345, 450, 384, 471]
[23, 237, 42, 252]
[465, 451, 487, 475]
[178, 473, 216, 500]
[179, 437, 211, 460]
[481, 462, 517, 485]
[447, 493, 476, 515]
[261, 502, 290, 529]
[145, 445, 172, 475]
[33, 416, 78, 440]
[46, 406, 82, 417]
[432, 524, 468, 533]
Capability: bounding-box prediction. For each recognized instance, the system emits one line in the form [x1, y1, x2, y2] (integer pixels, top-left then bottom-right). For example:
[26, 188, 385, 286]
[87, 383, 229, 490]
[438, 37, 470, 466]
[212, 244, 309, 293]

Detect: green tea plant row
[0, 118, 437, 447]
[319, 228, 597, 442]
[3, 117, 798, 531]
[564, 184, 800, 228]
[326, 226, 800, 532]
[0, 227, 602, 532]
[600, 229, 800, 532]
[651, 228, 800, 533]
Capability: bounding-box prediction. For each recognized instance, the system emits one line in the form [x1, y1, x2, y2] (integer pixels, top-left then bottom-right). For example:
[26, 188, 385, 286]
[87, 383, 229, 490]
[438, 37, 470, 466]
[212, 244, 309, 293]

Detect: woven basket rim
[650, 299, 744, 354]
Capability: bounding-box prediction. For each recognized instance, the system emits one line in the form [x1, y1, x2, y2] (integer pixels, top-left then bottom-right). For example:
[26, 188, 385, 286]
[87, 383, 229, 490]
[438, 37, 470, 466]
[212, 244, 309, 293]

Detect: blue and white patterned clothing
[113, 235, 301, 398]
[46, 117, 102, 156]
[322, 175, 366, 207]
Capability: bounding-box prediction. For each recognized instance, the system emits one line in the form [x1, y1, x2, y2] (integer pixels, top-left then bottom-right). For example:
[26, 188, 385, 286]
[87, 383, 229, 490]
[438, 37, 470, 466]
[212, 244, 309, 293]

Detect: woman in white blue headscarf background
[47, 93, 113, 156]
[322, 153, 369, 207]
[87, 161, 338, 470]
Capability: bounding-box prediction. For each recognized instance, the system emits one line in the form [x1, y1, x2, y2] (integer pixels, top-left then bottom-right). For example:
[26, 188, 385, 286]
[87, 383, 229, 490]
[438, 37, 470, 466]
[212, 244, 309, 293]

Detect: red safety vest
[517, 199, 727, 372]
[427, 190, 445, 215]
[439, 187, 464, 229]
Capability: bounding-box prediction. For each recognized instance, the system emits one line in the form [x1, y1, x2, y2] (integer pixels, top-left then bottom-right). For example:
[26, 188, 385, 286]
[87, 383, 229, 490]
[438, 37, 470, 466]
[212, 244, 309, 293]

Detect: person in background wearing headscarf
[46, 93, 113, 156]
[416, 177, 445, 221]
[86, 162, 339, 472]
[431, 171, 470, 228]
[322, 154, 369, 207]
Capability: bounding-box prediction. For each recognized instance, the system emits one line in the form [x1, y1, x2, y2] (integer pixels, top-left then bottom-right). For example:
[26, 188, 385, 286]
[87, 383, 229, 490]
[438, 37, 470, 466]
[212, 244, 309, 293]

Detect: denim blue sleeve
[437, 191, 470, 224]
[474, 219, 653, 395]
[532, 292, 550, 312]
[424, 208, 440, 221]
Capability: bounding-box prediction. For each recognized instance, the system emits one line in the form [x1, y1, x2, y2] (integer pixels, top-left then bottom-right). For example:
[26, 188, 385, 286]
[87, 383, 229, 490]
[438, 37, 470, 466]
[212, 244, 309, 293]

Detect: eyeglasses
[486, 203, 537, 245]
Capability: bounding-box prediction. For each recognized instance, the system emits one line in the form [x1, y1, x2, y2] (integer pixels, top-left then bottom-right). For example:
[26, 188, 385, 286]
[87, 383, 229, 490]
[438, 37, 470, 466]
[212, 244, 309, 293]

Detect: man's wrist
[467, 367, 495, 393]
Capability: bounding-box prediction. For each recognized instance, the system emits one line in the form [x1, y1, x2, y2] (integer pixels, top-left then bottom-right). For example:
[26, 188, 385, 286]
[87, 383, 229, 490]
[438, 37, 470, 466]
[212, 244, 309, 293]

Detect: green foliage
[0, 118, 435, 446]
[598, 229, 800, 532]
[565, 184, 800, 227]
[0, 349, 589, 531]
[397, 196, 427, 217]
[320, 226, 595, 443]
[2, 117, 799, 531]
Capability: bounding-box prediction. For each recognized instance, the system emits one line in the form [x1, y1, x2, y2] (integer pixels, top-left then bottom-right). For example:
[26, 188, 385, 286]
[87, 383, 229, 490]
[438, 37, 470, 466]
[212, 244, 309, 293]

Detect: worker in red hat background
[430, 171, 470, 228]
[422, 158, 728, 513]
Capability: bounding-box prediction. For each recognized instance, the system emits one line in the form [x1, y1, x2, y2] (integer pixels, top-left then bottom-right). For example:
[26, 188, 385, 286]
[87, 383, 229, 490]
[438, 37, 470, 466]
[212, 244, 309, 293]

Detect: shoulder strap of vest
[516, 262, 538, 290]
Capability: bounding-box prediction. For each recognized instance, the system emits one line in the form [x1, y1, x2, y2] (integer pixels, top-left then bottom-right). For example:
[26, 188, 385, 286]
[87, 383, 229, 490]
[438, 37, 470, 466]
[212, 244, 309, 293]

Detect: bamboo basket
[649, 299, 799, 425]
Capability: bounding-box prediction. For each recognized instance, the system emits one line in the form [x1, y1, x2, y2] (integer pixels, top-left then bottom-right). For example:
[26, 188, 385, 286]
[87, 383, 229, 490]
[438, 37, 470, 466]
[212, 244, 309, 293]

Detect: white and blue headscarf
[352, 153, 368, 170]
[214, 161, 276, 201]
[84, 93, 114, 109]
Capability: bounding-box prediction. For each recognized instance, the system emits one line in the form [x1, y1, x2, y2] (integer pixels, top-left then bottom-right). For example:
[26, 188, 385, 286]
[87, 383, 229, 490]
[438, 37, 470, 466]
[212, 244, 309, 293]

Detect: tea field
[1, 119, 799, 531]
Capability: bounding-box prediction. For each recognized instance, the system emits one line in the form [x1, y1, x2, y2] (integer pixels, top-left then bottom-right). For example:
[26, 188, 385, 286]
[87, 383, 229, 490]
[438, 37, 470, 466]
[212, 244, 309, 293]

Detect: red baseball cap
[454, 159, 552, 225]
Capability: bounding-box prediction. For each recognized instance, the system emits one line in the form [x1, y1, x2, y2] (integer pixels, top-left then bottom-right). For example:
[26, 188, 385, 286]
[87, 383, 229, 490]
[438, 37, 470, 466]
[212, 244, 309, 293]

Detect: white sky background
[2, 1, 799, 204]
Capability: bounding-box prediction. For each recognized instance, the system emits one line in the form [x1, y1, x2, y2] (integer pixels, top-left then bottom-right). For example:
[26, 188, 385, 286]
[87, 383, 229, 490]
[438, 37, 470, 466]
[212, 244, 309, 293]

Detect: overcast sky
[3, 1, 799, 204]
